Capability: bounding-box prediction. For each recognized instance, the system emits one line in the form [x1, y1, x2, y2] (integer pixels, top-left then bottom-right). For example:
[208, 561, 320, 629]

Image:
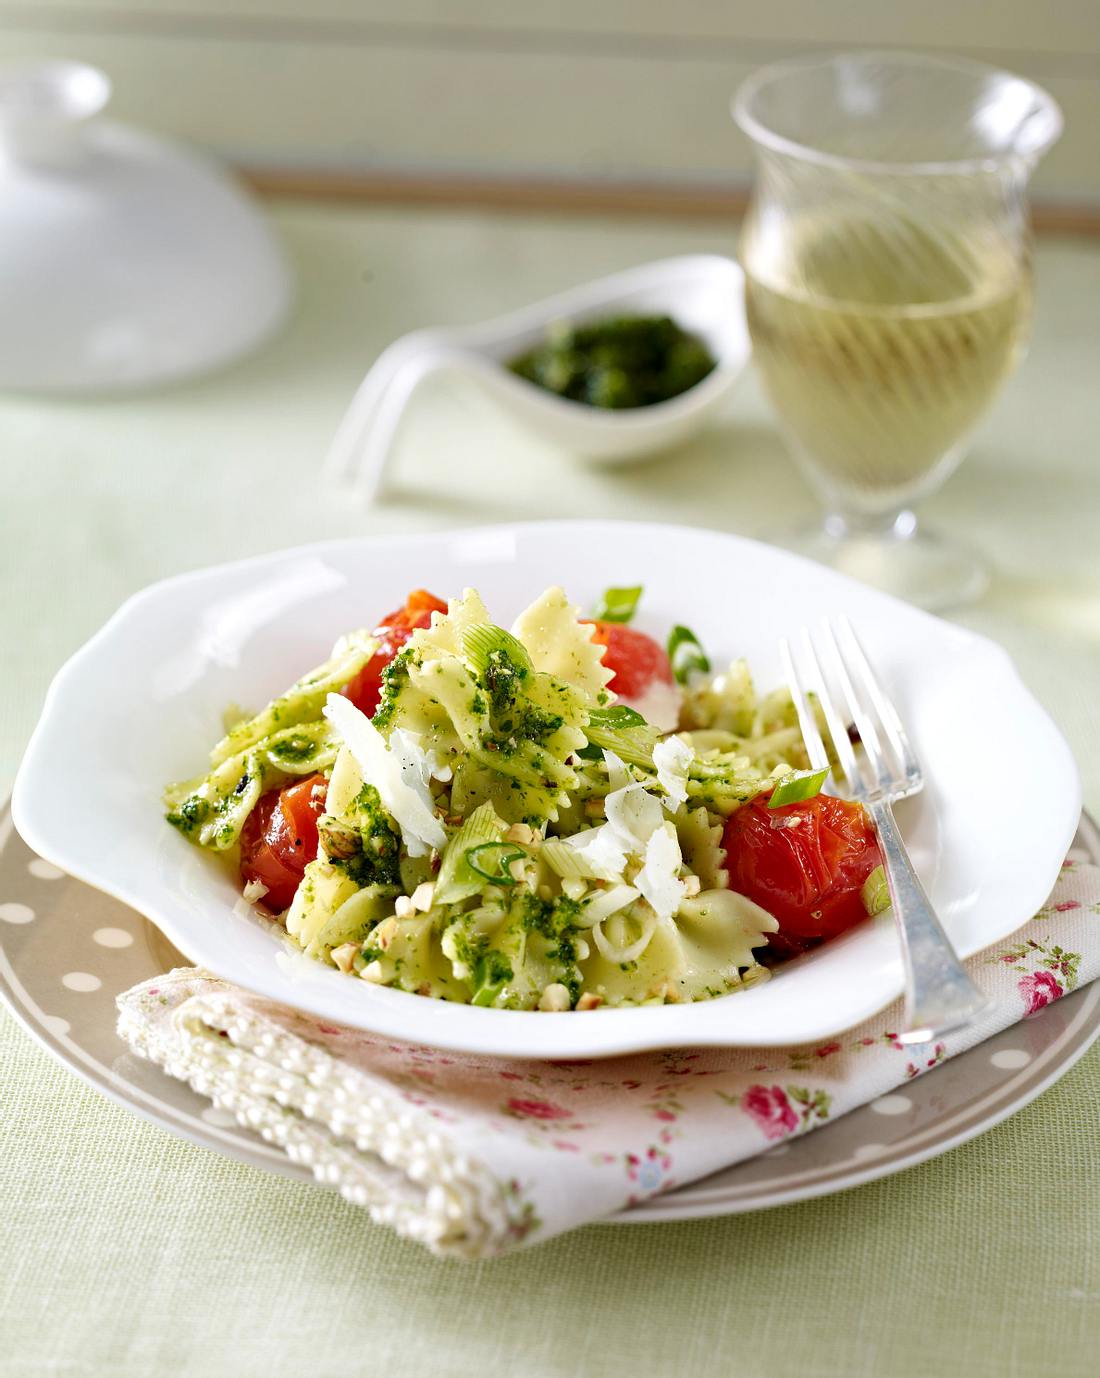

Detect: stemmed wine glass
[734, 52, 1062, 610]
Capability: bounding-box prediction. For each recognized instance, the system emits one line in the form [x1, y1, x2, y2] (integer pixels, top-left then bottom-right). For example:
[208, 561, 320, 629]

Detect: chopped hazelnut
[538, 983, 572, 1012]
[411, 882, 435, 912]
[330, 942, 359, 974]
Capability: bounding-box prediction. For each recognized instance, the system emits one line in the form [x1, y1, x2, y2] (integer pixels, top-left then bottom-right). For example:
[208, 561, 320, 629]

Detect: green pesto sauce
[508, 314, 716, 410]
[340, 783, 402, 888]
[371, 648, 413, 731]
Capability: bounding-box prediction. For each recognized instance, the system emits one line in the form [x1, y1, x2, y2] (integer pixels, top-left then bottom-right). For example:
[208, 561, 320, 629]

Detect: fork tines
[780, 619, 921, 802]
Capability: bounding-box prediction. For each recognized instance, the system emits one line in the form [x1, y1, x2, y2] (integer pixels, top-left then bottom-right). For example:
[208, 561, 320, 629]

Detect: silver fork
[781, 617, 992, 1045]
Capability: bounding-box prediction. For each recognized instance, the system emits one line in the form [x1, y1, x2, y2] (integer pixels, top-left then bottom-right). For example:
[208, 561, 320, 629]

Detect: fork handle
[866, 798, 992, 1044]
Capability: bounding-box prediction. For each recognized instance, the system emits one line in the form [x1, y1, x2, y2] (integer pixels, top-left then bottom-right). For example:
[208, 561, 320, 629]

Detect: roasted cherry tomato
[722, 792, 881, 958]
[342, 588, 447, 717]
[586, 621, 674, 700]
[240, 773, 328, 912]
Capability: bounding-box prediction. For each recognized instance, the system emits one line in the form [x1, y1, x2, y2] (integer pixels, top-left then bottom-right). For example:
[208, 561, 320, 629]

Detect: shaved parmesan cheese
[620, 678, 682, 733]
[567, 821, 629, 879]
[603, 747, 633, 794]
[565, 772, 667, 882]
[652, 735, 693, 810]
[322, 694, 446, 857]
[604, 782, 664, 853]
[635, 822, 687, 921]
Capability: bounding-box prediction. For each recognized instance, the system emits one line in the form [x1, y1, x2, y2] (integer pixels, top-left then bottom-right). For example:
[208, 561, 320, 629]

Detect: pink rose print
[814, 1042, 842, 1059]
[1053, 900, 1081, 912]
[742, 1084, 799, 1140]
[506, 1097, 573, 1121]
[1018, 970, 1063, 1016]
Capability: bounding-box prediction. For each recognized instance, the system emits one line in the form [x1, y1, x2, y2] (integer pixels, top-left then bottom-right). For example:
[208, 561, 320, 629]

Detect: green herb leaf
[583, 704, 661, 769]
[593, 585, 643, 623]
[466, 841, 527, 886]
[592, 705, 646, 729]
[767, 767, 830, 809]
[667, 624, 710, 684]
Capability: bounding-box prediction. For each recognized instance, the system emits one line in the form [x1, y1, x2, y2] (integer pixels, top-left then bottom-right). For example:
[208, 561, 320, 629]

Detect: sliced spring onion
[667, 624, 710, 684]
[861, 865, 892, 916]
[541, 836, 618, 882]
[433, 802, 505, 904]
[466, 841, 527, 886]
[593, 906, 658, 965]
[580, 883, 640, 927]
[583, 705, 661, 769]
[767, 767, 829, 810]
[462, 623, 532, 675]
[592, 585, 643, 623]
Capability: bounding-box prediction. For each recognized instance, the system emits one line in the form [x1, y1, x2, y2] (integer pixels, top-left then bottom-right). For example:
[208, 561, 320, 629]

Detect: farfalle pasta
[165, 584, 883, 1010]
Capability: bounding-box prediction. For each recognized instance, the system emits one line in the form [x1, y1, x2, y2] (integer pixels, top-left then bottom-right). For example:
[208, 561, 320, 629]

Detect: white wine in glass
[734, 53, 1061, 609]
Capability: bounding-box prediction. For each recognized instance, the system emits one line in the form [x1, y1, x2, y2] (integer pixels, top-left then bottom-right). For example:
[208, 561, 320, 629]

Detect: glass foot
[776, 511, 988, 612]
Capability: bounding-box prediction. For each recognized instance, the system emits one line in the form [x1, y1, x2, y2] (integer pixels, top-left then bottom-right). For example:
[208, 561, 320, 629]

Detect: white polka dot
[61, 971, 101, 992]
[991, 1048, 1031, 1070]
[93, 927, 134, 949]
[853, 1143, 886, 1161]
[0, 902, 34, 925]
[28, 859, 64, 881]
[41, 1015, 70, 1037]
[763, 1142, 790, 1157]
[201, 1106, 238, 1128]
[870, 1094, 913, 1116]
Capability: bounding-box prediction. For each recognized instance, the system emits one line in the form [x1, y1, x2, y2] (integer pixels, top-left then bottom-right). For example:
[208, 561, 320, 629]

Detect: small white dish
[0, 60, 291, 391]
[12, 521, 1081, 1058]
[325, 256, 750, 501]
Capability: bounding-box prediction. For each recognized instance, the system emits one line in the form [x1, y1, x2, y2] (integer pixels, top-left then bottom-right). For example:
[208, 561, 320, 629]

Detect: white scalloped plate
[1, 808, 1097, 1222]
[11, 521, 1081, 1057]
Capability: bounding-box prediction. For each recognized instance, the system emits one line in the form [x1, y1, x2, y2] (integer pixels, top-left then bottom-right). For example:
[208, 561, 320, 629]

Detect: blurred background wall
[2, 1, 1098, 210]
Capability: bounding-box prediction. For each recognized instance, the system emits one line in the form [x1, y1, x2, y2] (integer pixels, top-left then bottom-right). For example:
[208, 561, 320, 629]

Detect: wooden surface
[239, 167, 1100, 235]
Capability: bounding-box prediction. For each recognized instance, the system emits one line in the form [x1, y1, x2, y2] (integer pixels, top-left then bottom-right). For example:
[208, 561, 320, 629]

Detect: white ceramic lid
[0, 60, 292, 391]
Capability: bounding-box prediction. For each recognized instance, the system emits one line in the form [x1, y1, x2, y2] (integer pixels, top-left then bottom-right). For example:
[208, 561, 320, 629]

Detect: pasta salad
[165, 585, 883, 1010]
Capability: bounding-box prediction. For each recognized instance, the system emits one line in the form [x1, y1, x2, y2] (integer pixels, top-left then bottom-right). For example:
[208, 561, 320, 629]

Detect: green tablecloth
[2, 204, 1098, 1377]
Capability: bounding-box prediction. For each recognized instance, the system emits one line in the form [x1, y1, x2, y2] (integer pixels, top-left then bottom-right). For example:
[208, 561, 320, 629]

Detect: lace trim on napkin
[117, 969, 514, 1258]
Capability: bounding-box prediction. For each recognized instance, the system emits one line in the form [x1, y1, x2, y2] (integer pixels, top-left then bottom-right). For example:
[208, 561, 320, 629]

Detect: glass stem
[824, 509, 918, 543]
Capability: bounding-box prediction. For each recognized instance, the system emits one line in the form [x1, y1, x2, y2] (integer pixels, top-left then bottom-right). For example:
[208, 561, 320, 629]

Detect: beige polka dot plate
[2, 802, 1098, 1224]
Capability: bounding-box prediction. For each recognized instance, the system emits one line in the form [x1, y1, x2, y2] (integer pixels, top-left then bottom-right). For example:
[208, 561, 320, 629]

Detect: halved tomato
[586, 621, 674, 699]
[722, 791, 881, 958]
[342, 588, 448, 717]
[240, 773, 328, 912]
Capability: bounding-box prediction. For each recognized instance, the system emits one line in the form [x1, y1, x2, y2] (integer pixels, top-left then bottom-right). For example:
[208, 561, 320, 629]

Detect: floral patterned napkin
[116, 855, 1100, 1258]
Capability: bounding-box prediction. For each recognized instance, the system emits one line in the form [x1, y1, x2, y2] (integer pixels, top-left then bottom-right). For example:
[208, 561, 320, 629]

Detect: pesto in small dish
[508, 315, 717, 409]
